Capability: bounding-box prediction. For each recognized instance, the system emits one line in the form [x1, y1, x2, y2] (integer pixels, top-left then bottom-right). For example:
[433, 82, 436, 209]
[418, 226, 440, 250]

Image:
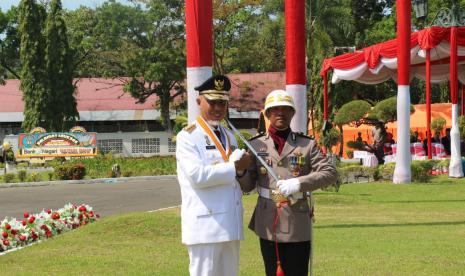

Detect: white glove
[229, 149, 245, 163]
[277, 178, 301, 196]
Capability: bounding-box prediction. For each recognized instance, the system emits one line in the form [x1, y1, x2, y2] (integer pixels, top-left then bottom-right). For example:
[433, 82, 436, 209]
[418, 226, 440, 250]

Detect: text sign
[18, 132, 97, 158]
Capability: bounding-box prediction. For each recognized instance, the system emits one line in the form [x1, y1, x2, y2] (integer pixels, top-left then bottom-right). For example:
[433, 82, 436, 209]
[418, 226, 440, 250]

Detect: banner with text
[18, 132, 98, 158]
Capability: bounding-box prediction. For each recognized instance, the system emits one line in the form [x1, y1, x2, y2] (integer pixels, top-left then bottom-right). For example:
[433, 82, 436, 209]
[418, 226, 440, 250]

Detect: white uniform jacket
[176, 119, 244, 245]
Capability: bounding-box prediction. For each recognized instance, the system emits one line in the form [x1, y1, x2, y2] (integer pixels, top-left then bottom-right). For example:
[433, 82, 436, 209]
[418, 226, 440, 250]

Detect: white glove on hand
[277, 178, 301, 196]
[229, 149, 245, 163]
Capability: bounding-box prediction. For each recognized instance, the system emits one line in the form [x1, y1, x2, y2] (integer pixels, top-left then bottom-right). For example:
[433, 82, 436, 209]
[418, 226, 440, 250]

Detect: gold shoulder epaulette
[296, 132, 314, 139]
[249, 132, 265, 141]
[183, 123, 196, 133]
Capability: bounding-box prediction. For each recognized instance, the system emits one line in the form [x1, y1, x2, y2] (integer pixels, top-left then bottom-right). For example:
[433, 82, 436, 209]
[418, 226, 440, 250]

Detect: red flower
[19, 235, 26, 242]
[1, 232, 7, 238]
[23, 212, 29, 218]
[46, 209, 52, 214]
[78, 214, 83, 220]
[78, 205, 87, 212]
[40, 225, 49, 231]
[10, 229, 17, 236]
[31, 233, 38, 240]
[3, 240, 9, 246]
[45, 231, 52, 238]
[4, 224, 11, 230]
[96, 214, 100, 219]
[51, 212, 60, 220]
[21, 220, 27, 226]
[28, 216, 36, 224]
[89, 211, 94, 218]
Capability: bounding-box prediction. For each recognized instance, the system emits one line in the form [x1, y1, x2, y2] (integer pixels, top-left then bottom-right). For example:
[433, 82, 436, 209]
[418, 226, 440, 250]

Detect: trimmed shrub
[411, 160, 435, 182]
[122, 170, 133, 177]
[54, 163, 86, 180]
[47, 171, 54, 181]
[28, 172, 41, 182]
[336, 164, 374, 184]
[71, 163, 86, 180]
[3, 173, 15, 183]
[17, 170, 27, 182]
[431, 117, 446, 135]
[346, 140, 366, 150]
[377, 163, 396, 180]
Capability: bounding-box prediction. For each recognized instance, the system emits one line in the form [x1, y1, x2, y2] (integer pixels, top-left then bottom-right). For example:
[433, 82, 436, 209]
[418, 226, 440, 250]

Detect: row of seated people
[410, 130, 451, 156]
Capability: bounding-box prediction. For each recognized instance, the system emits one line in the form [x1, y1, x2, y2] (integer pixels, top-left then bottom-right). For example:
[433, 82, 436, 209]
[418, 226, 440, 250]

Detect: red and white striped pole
[393, 0, 412, 183]
[186, 0, 213, 123]
[426, 49, 432, 159]
[285, 0, 307, 133]
[449, 26, 463, 177]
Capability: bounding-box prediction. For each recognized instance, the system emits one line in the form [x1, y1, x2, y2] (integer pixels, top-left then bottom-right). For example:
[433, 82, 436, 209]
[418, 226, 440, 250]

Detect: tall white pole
[393, 0, 412, 183]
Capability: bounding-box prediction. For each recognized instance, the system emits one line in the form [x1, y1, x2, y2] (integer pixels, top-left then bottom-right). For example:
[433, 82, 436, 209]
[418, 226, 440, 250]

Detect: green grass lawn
[1, 176, 465, 275]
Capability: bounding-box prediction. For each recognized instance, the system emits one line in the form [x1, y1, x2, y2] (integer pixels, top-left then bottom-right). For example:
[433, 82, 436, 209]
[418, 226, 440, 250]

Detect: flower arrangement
[0, 203, 99, 253]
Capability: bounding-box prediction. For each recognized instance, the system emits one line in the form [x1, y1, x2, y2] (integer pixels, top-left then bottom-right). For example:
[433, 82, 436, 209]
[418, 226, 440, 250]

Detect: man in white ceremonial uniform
[176, 75, 252, 276]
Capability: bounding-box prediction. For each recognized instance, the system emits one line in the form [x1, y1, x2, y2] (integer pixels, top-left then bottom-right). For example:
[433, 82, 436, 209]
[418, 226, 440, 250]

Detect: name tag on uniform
[206, 145, 216, 150]
[258, 152, 269, 157]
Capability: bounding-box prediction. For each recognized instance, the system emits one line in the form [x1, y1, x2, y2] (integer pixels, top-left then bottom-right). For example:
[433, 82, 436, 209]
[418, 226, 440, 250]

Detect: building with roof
[0, 73, 285, 156]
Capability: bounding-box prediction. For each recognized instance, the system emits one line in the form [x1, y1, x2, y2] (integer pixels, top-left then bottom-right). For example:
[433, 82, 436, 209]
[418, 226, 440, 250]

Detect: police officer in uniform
[176, 75, 251, 276]
[237, 90, 337, 276]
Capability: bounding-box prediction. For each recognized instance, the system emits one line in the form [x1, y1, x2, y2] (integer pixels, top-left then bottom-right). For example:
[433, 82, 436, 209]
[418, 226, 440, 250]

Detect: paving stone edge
[0, 175, 177, 189]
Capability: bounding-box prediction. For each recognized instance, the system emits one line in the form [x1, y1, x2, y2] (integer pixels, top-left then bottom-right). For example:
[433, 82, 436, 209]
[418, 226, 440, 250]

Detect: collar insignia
[205, 135, 211, 146]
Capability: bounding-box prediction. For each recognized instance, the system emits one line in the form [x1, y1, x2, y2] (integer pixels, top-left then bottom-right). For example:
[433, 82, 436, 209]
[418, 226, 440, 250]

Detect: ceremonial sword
[226, 119, 301, 205]
[225, 118, 279, 182]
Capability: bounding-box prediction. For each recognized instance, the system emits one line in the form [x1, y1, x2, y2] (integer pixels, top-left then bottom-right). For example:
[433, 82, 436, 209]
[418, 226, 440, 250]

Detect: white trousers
[187, 241, 240, 276]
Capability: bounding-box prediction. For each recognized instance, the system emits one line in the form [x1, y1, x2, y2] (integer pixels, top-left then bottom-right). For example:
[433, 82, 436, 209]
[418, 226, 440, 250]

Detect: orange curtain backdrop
[339, 103, 453, 157]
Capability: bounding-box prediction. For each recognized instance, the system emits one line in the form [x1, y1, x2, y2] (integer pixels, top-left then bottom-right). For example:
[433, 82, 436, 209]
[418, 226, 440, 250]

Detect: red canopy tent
[320, 27, 465, 86]
[320, 26, 465, 175]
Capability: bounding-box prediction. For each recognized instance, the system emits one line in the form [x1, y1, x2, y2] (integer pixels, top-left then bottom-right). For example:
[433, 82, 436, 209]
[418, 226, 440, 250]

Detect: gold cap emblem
[214, 79, 224, 91]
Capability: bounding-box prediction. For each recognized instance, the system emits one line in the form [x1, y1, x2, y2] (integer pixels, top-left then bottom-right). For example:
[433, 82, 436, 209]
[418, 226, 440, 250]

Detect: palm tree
[306, 0, 355, 142]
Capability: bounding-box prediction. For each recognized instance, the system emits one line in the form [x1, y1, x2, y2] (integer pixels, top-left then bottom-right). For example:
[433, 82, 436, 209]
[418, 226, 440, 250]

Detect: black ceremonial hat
[195, 75, 231, 101]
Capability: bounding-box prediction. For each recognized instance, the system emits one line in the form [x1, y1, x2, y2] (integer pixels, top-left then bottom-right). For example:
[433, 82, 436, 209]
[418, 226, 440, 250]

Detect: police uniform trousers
[260, 238, 310, 276]
[187, 240, 240, 276]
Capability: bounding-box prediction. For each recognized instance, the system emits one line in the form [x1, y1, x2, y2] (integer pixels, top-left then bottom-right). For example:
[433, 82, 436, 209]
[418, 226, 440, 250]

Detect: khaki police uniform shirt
[238, 131, 337, 242]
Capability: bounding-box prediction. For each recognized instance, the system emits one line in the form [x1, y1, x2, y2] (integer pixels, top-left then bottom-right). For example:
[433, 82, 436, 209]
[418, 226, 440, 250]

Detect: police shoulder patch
[183, 123, 196, 133]
[296, 132, 314, 140]
[249, 132, 265, 141]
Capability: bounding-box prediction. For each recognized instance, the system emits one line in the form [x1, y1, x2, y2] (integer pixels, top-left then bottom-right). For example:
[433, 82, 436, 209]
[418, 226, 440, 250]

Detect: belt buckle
[270, 189, 287, 203]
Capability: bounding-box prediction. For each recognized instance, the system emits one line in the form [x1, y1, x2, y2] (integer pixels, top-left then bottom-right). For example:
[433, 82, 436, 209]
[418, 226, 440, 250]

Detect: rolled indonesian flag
[393, 0, 412, 184]
[285, 0, 307, 133]
[186, 0, 213, 123]
[448, 26, 463, 177]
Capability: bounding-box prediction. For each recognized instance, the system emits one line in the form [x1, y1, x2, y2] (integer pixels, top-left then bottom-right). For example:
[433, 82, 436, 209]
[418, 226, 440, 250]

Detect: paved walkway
[0, 176, 180, 219]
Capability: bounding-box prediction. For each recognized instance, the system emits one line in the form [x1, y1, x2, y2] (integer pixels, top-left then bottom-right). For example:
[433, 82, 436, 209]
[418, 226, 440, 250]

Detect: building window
[168, 138, 176, 153]
[97, 139, 123, 154]
[132, 138, 160, 154]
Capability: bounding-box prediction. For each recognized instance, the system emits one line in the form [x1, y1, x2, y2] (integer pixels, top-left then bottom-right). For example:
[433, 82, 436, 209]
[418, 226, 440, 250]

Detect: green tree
[63, 7, 98, 77]
[211, 0, 288, 73]
[92, 0, 186, 133]
[19, 0, 48, 132]
[307, 0, 355, 135]
[334, 100, 371, 155]
[45, 0, 78, 131]
[0, 6, 21, 82]
[431, 117, 446, 135]
[334, 97, 415, 156]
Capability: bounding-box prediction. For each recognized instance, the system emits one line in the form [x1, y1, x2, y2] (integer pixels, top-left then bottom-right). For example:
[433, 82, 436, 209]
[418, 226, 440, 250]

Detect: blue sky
[0, 0, 132, 12]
